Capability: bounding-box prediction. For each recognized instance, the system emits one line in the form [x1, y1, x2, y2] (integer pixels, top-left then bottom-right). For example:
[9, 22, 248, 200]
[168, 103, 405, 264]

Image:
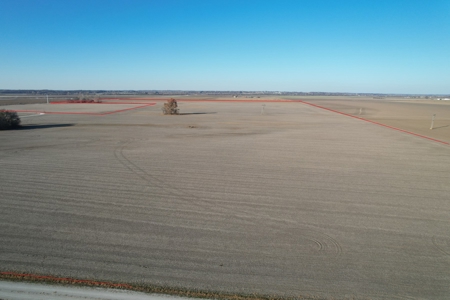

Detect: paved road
[0, 280, 189, 300]
[1, 101, 450, 299]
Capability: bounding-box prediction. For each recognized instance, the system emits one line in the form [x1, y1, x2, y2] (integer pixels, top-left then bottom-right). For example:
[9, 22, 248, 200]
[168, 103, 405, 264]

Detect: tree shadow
[17, 124, 75, 130]
[178, 112, 217, 115]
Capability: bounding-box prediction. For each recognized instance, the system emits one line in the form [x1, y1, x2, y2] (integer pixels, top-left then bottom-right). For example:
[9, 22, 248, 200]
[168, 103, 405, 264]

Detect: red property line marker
[101, 97, 172, 101]
[50, 101, 157, 105]
[297, 100, 449, 146]
[102, 98, 296, 103]
[175, 99, 296, 103]
[7, 103, 155, 116]
[0, 271, 134, 289]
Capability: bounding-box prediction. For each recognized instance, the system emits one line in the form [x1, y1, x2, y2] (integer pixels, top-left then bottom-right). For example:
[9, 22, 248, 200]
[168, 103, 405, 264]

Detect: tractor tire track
[114, 139, 343, 259]
[432, 236, 450, 256]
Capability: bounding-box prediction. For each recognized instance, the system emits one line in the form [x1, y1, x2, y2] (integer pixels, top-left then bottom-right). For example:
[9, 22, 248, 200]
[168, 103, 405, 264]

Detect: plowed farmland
[1, 97, 450, 300]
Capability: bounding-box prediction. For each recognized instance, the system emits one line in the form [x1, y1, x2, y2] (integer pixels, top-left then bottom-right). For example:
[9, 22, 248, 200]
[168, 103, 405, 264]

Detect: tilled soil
[1, 98, 449, 300]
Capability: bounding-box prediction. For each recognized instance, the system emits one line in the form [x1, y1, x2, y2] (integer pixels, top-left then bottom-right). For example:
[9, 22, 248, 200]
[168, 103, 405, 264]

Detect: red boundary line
[176, 99, 295, 103]
[297, 100, 449, 146]
[101, 98, 296, 103]
[48, 97, 297, 103]
[51, 101, 156, 105]
[102, 97, 173, 100]
[6, 103, 155, 116]
[0, 271, 133, 289]
[7, 99, 447, 145]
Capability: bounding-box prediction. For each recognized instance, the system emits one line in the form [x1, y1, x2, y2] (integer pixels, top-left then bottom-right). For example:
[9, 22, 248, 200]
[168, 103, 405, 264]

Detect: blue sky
[1, 0, 449, 93]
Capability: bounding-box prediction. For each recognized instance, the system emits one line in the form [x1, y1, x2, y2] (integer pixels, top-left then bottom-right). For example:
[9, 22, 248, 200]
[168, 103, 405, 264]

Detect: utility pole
[430, 114, 436, 130]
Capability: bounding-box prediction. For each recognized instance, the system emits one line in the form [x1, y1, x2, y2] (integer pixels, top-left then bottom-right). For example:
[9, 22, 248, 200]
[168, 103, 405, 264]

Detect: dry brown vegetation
[162, 98, 179, 115]
[68, 95, 102, 103]
[0, 109, 21, 130]
[0, 272, 324, 300]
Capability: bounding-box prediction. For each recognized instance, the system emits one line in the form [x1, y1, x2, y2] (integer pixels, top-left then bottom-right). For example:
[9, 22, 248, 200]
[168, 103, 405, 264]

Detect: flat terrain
[1, 97, 450, 300]
[288, 96, 450, 143]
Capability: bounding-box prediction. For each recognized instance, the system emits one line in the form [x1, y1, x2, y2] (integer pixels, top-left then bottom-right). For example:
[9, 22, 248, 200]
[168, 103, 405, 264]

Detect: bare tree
[162, 98, 179, 115]
[0, 110, 21, 130]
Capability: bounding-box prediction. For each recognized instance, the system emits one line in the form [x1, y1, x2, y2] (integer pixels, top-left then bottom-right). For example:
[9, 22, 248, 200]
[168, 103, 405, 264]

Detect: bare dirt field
[284, 96, 450, 143]
[1, 97, 450, 300]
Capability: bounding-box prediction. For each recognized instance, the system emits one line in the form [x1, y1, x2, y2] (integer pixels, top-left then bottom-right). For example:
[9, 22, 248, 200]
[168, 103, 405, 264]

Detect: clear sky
[1, 0, 449, 93]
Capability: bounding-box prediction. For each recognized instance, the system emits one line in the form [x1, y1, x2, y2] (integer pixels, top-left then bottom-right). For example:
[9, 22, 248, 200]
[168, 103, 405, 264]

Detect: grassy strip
[0, 271, 325, 300]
